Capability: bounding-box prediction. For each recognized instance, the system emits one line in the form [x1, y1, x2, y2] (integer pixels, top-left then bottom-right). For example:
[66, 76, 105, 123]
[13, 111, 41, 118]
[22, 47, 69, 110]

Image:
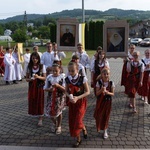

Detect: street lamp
[82, 0, 85, 23]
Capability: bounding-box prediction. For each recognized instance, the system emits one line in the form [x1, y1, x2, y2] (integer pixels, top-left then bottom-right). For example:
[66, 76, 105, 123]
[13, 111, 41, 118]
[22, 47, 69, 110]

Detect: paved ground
[0, 47, 150, 149]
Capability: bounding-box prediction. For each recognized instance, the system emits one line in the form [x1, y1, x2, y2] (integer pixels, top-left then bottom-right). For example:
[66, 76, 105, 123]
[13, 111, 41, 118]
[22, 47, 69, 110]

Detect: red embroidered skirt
[69, 97, 87, 137]
[138, 71, 149, 96]
[148, 82, 150, 104]
[28, 80, 44, 116]
[0, 58, 5, 73]
[126, 75, 140, 98]
[94, 94, 112, 131]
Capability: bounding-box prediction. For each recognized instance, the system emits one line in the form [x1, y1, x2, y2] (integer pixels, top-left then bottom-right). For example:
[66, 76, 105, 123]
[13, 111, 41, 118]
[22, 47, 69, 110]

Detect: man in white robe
[52, 42, 66, 61]
[4, 47, 16, 85]
[41, 42, 54, 74]
[72, 43, 90, 73]
[12, 48, 23, 81]
[33, 46, 42, 58]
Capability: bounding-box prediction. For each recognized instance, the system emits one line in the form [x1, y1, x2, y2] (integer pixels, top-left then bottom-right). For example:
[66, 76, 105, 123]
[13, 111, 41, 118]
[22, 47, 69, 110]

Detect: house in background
[4, 29, 12, 36]
[129, 20, 150, 39]
[0, 36, 12, 41]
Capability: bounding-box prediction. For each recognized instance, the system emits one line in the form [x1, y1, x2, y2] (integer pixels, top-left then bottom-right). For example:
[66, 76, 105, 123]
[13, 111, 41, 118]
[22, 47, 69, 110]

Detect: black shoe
[13, 80, 18, 84]
[72, 140, 82, 148]
[6, 81, 11, 85]
[82, 126, 88, 139]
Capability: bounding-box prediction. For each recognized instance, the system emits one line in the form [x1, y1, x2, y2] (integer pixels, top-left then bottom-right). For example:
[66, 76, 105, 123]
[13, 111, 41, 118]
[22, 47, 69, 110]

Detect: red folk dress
[94, 80, 114, 132]
[148, 82, 150, 104]
[0, 51, 5, 74]
[126, 61, 144, 98]
[138, 58, 150, 96]
[65, 74, 87, 137]
[91, 59, 109, 95]
[27, 64, 46, 116]
[121, 52, 134, 94]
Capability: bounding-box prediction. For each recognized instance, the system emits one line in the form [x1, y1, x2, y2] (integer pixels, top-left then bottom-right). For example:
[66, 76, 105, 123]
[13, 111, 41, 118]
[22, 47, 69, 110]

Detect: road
[0, 46, 150, 149]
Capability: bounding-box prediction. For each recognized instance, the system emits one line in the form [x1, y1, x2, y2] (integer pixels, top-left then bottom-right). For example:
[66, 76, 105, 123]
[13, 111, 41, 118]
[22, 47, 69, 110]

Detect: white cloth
[90, 56, 96, 72]
[3, 53, 16, 81]
[44, 73, 65, 90]
[127, 61, 145, 73]
[128, 51, 133, 58]
[52, 51, 66, 61]
[66, 63, 87, 78]
[41, 51, 54, 68]
[91, 59, 110, 72]
[27, 65, 46, 77]
[110, 32, 122, 47]
[96, 79, 115, 88]
[67, 73, 88, 85]
[141, 58, 150, 71]
[72, 51, 90, 68]
[23, 53, 31, 76]
[12, 52, 23, 80]
[38, 52, 42, 58]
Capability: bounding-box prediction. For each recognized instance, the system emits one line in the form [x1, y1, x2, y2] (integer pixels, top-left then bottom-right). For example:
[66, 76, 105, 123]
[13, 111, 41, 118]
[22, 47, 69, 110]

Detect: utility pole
[82, 0, 85, 23]
[23, 11, 27, 27]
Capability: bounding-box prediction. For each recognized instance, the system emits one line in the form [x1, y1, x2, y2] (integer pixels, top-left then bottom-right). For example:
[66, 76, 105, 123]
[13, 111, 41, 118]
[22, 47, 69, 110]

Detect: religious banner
[17, 43, 24, 63]
[79, 23, 85, 50]
[57, 18, 79, 51]
[103, 20, 129, 58]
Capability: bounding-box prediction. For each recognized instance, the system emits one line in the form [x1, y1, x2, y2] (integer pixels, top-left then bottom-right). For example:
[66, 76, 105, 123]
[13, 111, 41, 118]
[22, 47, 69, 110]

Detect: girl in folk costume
[91, 50, 109, 95]
[90, 46, 103, 71]
[26, 52, 46, 126]
[4, 47, 16, 85]
[121, 44, 135, 94]
[67, 55, 86, 77]
[12, 47, 23, 82]
[126, 51, 144, 113]
[0, 46, 5, 77]
[44, 63, 65, 134]
[65, 62, 90, 148]
[94, 68, 115, 139]
[23, 48, 31, 77]
[65, 55, 87, 107]
[138, 49, 150, 104]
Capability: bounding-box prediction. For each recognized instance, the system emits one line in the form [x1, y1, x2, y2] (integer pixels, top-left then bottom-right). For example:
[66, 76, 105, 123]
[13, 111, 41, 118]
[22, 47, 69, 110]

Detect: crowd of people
[0, 42, 150, 148]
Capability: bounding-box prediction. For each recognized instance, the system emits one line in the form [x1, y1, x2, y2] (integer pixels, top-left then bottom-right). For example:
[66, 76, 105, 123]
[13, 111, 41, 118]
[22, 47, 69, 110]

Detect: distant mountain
[0, 8, 150, 23]
[0, 14, 46, 23]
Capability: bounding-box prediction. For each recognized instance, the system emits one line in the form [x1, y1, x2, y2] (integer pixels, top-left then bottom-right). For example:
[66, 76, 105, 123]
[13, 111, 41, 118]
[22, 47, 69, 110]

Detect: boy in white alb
[4, 47, 16, 84]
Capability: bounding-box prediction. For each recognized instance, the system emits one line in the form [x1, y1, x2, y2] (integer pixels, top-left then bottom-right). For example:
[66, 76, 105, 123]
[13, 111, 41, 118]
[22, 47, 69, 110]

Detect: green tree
[94, 21, 104, 49]
[38, 26, 50, 39]
[88, 21, 95, 49]
[0, 24, 4, 35]
[85, 22, 89, 49]
[49, 23, 56, 42]
[12, 29, 28, 42]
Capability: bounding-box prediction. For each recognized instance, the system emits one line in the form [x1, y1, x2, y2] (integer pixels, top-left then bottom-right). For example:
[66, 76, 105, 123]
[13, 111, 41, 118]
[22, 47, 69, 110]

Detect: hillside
[0, 8, 150, 23]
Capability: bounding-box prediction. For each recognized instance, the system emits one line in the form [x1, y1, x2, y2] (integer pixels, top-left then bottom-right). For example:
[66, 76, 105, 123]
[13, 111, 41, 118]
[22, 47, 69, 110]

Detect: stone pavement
[0, 49, 150, 149]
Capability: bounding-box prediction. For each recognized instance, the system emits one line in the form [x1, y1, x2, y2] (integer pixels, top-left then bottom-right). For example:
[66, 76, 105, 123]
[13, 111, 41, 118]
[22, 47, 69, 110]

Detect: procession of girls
[25, 42, 149, 148]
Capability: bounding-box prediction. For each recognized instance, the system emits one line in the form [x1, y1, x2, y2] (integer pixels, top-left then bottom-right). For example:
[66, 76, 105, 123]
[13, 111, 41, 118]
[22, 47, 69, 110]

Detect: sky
[0, 0, 150, 19]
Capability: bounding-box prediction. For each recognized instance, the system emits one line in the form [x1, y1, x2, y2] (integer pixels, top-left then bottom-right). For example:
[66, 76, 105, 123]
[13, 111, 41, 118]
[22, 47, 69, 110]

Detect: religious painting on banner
[103, 20, 129, 58]
[57, 18, 79, 51]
